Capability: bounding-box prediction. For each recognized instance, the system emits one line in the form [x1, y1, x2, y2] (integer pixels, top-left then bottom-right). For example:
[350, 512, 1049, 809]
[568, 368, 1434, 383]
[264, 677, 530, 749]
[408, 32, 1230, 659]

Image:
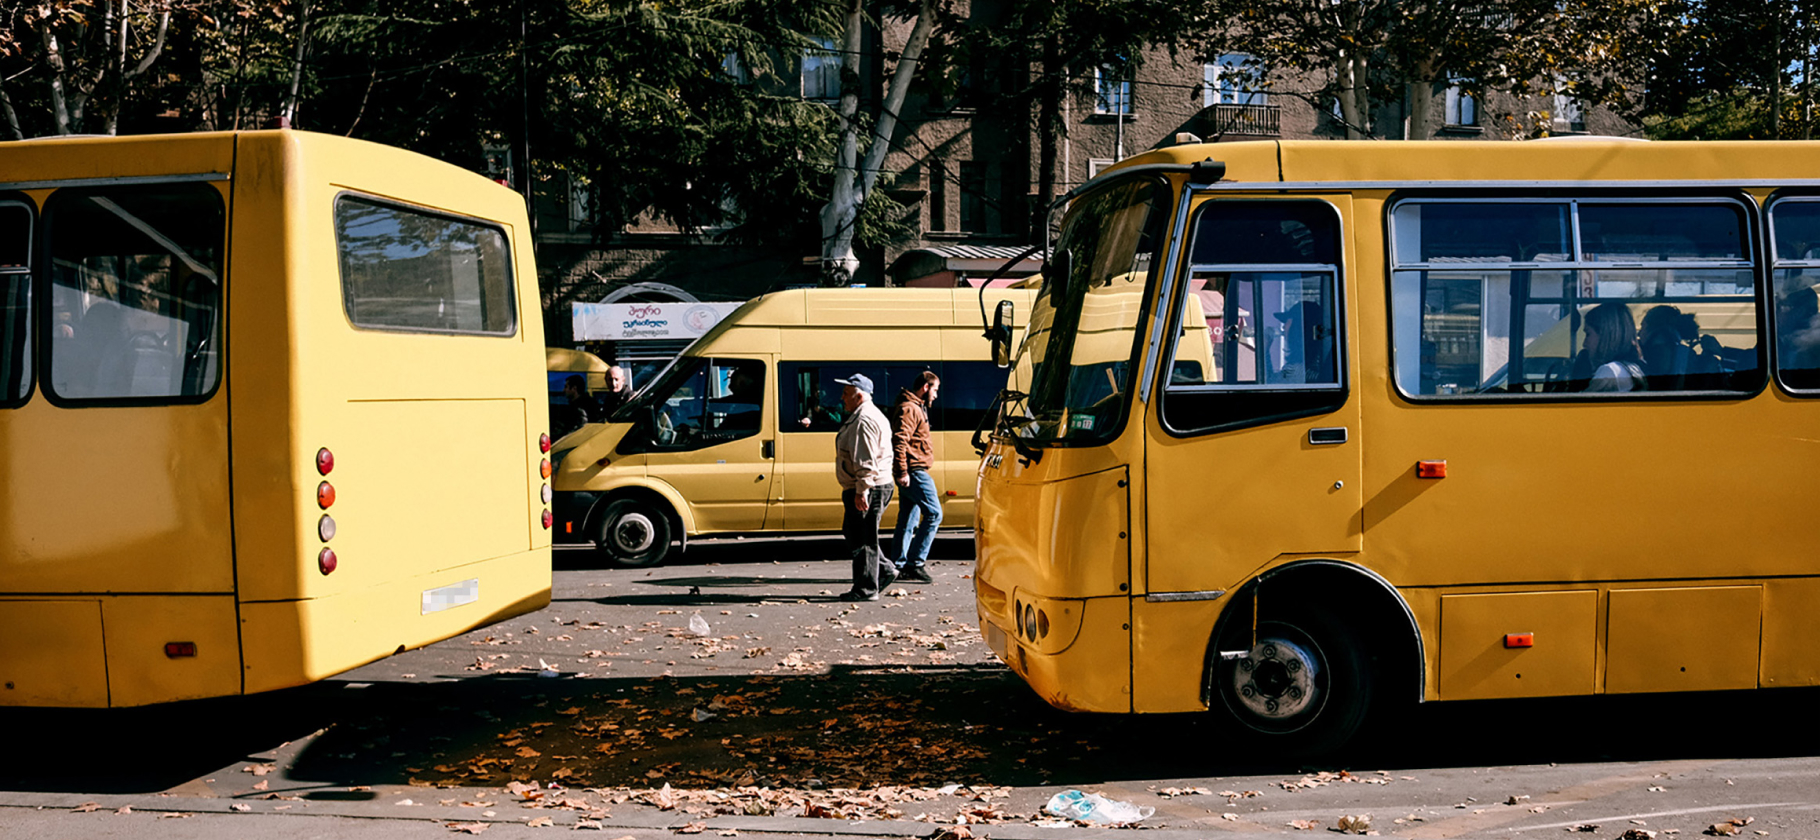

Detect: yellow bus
[550, 287, 1031, 566]
[975, 138, 1820, 751]
[0, 131, 553, 708]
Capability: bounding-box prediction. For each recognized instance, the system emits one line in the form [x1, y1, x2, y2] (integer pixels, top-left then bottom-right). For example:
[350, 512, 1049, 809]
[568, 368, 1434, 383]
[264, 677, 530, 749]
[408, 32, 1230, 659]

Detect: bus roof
[1103, 138, 1820, 189]
[699, 288, 1034, 340]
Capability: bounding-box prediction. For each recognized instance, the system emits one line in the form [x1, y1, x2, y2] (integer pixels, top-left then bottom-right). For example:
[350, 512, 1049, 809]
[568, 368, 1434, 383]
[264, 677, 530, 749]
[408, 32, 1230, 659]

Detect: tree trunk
[820, 0, 934, 286]
[281, 0, 313, 126]
[1035, 32, 1061, 242]
[0, 82, 23, 140]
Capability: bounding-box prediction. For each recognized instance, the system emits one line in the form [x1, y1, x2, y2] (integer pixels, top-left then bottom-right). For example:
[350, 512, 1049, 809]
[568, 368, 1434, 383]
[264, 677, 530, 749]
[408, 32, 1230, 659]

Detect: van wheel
[595, 499, 672, 568]
[1212, 613, 1371, 756]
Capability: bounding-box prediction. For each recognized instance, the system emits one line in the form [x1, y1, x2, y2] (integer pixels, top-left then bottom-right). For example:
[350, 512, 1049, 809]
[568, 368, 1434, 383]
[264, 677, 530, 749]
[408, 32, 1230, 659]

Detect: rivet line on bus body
[316, 448, 334, 476]
[319, 547, 338, 575]
[317, 481, 336, 509]
[318, 515, 337, 542]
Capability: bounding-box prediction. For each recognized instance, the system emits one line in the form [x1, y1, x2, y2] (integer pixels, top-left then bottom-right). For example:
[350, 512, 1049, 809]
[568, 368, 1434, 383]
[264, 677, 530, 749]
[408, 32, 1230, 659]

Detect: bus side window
[935, 361, 1010, 432]
[1770, 199, 1820, 392]
[1, 200, 29, 404]
[44, 185, 224, 402]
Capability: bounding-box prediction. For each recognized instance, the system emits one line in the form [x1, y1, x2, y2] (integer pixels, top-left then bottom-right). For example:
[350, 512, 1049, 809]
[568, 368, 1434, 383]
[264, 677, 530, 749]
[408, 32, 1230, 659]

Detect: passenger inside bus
[1575, 302, 1648, 392]
[1778, 285, 1820, 384]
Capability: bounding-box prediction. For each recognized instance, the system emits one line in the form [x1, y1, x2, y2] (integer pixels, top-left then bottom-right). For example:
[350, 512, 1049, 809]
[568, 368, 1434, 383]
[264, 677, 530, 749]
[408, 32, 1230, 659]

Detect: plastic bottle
[688, 613, 711, 636]
[1043, 790, 1154, 824]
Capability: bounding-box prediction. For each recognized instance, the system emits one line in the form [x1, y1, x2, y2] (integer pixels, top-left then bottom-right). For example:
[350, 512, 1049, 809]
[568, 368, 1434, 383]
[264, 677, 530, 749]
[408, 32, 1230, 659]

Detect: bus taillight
[541, 510, 553, 530]
[539, 433, 552, 453]
[319, 547, 338, 575]
[318, 515, 337, 542]
[540, 459, 552, 479]
[317, 481, 336, 509]
[317, 448, 335, 475]
[541, 485, 553, 505]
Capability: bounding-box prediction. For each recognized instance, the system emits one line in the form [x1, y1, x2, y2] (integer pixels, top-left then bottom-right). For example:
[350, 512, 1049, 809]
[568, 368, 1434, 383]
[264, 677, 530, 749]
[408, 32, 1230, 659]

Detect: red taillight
[316, 448, 334, 475]
[540, 459, 552, 479]
[319, 547, 338, 575]
[1505, 632, 1534, 648]
[165, 642, 197, 658]
[541, 510, 553, 529]
[317, 481, 336, 509]
[1416, 460, 1448, 479]
[539, 433, 552, 453]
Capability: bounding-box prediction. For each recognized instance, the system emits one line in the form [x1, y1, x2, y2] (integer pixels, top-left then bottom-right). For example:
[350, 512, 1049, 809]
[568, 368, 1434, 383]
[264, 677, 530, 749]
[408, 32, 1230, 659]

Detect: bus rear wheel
[595, 499, 672, 568]
[1213, 613, 1372, 755]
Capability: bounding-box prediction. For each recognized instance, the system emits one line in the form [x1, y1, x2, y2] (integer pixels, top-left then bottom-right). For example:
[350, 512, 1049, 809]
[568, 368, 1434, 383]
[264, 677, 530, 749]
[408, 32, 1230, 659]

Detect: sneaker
[838, 590, 879, 602]
[899, 567, 933, 583]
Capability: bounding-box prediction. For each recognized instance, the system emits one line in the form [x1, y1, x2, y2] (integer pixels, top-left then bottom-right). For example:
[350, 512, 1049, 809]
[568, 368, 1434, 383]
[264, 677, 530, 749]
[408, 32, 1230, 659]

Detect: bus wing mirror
[989, 299, 1015, 369]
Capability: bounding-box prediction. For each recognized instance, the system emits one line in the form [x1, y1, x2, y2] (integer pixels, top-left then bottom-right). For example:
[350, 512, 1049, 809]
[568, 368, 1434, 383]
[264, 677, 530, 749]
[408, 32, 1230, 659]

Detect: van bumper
[552, 491, 601, 544]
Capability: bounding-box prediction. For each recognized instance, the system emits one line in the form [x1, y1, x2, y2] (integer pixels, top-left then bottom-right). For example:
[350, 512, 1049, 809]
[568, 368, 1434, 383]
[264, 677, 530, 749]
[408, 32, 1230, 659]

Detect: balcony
[1200, 103, 1280, 138]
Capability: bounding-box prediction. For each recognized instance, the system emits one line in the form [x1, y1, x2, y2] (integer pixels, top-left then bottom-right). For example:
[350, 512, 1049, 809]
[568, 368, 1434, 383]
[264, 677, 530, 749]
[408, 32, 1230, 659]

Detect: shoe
[838, 590, 879, 602]
[879, 567, 898, 590]
[899, 567, 933, 584]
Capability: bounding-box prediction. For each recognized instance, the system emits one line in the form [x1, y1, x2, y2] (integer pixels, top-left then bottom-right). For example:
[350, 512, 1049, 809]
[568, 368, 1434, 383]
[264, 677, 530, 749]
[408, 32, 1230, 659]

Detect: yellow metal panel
[1606, 586, 1761, 694]
[101, 596, 241, 707]
[241, 547, 550, 693]
[1438, 590, 1597, 700]
[1763, 578, 1820, 687]
[999, 595, 1131, 713]
[0, 132, 234, 182]
[975, 465, 1129, 600]
[1130, 597, 1224, 712]
[0, 600, 107, 707]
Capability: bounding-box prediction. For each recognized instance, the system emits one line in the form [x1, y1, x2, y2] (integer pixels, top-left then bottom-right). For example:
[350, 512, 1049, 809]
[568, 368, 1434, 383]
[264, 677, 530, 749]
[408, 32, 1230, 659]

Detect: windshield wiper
[970, 388, 1043, 464]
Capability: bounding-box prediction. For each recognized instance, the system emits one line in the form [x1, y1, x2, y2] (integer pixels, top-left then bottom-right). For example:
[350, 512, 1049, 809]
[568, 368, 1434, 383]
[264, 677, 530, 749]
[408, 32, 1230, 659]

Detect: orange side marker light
[165, 642, 197, 658]
[1416, 460, 1448, 479]
[1505, 633, 1534, 649]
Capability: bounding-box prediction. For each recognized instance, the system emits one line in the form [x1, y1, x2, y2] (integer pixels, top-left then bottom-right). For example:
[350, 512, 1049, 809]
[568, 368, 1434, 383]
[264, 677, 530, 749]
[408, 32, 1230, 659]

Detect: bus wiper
[992, 389, 1044, 465]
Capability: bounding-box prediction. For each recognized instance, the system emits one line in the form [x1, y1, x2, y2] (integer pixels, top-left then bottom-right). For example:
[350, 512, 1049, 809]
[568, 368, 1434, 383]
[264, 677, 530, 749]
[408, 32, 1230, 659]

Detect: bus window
[623, 357, 765, 450]
[45, 185, 223, 402]
[933, 361, 1009, 432]
[1390, 198, 1761, 397]
[336, 196, 515, 336]
[1769, 199, 1820, 391]
[1, 201, 28, 404]
[1160, 200, 1345, 435]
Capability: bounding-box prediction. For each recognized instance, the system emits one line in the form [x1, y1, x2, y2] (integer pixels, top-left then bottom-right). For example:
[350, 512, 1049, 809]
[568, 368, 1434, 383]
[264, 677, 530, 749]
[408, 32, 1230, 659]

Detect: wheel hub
[611, 512, 656, 553]
[1230, 637, 1320, 720]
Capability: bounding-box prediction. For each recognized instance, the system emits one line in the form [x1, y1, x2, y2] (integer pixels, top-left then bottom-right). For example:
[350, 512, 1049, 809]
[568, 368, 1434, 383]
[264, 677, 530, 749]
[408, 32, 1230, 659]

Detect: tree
[0, 0, 183, 137]
[1642, 0, 1820, 140]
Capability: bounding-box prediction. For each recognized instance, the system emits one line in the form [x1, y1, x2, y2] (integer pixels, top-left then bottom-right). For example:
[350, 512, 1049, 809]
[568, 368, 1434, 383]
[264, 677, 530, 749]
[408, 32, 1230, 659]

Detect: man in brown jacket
[889, 371, 942, 583]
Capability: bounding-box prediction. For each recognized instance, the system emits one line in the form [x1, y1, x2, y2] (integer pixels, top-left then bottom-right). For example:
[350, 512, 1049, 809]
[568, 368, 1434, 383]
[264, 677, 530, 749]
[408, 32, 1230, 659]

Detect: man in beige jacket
[833, 373, 896, 601]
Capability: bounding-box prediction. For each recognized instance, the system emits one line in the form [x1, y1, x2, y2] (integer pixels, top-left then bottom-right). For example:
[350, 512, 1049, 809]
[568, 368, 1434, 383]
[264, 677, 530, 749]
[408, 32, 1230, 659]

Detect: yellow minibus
[0, 131, 553, 708]
[976, 138, 1820, 751]
[550, 287, 1032, 566]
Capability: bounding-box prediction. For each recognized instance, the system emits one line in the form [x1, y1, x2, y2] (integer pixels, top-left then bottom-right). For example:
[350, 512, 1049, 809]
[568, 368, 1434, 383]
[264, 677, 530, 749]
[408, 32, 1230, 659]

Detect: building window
[1094, 65, 1131, 115]
[721, 52, 749, 84]
[1088, 159, 1115, 180]
[1554, 91, 1585, 133]
[1204, 55, 1265, 107]
[1444, 78, 1477, 127]
[959, 161, 1000, 234]
[929, 160, 948, 233]
[802, 37, 840, 102]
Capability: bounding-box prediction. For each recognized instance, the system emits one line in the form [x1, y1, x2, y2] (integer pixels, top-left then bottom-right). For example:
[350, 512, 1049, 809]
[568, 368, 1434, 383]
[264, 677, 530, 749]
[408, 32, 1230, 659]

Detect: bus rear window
[336, 197, 516, 336]
[1, 201, 28, 404]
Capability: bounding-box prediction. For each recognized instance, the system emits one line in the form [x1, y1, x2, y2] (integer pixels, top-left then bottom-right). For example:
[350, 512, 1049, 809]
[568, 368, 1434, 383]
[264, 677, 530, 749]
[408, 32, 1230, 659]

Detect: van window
[622, 357, 764, 451]
[1, 200, 29, 405]
[781, 362, 937, 432]
[934, 361, 1010, 432]
[336, 196, 516, 336]
[45, 184, 224, 402]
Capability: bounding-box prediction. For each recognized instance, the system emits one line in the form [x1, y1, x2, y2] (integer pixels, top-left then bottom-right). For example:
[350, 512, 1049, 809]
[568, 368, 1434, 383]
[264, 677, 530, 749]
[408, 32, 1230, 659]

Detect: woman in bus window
[1578, 302, 1648, 393]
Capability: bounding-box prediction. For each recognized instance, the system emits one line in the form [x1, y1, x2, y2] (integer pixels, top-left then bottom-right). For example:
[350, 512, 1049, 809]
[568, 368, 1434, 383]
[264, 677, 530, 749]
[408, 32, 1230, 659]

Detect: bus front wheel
[595, 499, 673, 568]
[1213, 614, 1371, 755]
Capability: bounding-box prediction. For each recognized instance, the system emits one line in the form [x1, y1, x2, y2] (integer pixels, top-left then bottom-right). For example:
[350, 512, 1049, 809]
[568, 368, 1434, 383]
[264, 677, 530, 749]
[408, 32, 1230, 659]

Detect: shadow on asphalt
[8, 663, 1819, 796]
[552, 533, 976, 572]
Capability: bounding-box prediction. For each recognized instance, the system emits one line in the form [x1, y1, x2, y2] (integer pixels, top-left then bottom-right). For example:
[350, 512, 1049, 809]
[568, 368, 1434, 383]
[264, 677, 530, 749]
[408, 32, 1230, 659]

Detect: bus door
[1143, 197, 1360, 595]
[637, 356, 776, 532]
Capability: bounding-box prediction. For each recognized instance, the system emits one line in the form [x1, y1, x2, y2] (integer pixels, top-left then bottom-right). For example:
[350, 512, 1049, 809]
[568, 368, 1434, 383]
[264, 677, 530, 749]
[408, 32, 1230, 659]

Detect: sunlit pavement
[3, 533, 1819, 839]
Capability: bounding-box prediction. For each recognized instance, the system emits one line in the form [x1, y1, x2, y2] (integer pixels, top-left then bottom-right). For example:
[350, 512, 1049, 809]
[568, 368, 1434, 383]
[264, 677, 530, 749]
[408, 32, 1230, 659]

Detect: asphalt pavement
[3, 533, 1819, 840]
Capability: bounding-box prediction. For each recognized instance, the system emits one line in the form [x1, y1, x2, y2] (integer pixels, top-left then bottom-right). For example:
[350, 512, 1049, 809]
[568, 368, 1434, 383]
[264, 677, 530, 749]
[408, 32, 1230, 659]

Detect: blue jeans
[892, 469, 943, 569]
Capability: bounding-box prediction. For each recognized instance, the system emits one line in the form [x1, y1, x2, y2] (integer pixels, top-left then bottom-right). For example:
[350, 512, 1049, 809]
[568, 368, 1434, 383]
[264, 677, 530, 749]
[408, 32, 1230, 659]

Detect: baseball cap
[834, 373, 874, 394]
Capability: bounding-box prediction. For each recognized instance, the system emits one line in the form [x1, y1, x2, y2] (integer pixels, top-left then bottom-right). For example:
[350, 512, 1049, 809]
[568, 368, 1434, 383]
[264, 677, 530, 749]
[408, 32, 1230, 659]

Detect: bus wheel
[1213, 614, 1371, 755]
[595, 499, 672, 568]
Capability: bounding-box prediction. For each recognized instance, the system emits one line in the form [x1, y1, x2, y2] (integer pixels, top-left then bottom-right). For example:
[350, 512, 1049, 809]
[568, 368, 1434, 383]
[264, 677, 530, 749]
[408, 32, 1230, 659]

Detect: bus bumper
[979, 587, 1132, 713]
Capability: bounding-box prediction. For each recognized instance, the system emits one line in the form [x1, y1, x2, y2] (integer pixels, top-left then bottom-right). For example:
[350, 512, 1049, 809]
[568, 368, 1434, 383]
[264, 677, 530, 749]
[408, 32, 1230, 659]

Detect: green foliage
[1644, 89, 1774, 140]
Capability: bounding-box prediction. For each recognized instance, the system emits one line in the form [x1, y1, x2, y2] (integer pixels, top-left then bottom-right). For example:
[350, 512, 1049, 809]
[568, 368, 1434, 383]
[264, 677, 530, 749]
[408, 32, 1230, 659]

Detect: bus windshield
[1012, 176, 1171, 444]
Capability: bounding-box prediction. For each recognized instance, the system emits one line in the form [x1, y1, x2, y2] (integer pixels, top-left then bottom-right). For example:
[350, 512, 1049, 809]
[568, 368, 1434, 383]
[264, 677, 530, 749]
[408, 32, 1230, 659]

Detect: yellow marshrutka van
[550, 287, 1033, 566]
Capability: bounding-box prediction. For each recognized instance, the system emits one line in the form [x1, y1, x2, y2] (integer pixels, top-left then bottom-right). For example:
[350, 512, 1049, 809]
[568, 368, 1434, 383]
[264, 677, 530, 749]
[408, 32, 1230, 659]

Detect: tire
[594, 499, 673, 568]
[1212, 612, 1372, 756]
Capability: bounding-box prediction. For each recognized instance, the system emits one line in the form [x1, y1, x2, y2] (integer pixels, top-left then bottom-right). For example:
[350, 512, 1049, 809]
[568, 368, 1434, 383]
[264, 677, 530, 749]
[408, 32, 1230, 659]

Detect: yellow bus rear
[0, 131, 552, 708]
[976, 139, 1820, 751]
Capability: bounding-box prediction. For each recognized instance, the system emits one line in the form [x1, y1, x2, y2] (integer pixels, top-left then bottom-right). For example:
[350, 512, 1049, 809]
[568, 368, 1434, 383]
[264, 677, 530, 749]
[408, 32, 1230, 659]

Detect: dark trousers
[842, 484, 895, 596]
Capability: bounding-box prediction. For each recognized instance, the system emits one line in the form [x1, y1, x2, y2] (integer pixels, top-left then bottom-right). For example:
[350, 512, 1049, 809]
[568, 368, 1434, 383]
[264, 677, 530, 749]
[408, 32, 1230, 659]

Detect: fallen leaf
[446, 822, 490, 834]
[1507, 795, 1530, 805]
[1290, 819, 1322, 830]
[1620, 830, 1658, 840]
[1706, 819, 1754, 837]
[1223, 813, 1240, 821]
[1332, 814, 1372, 834]
[526, 817, 553, 828]
[229, 804, 251, 812]
[116, 806, 133, 814]
[71, 803, 101, 813]
[676, 823, 706, 835]
[159, 813, 193, 819]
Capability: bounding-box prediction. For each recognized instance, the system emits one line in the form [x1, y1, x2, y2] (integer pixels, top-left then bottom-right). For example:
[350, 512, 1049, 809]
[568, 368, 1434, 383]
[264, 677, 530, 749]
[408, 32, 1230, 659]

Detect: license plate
[422, 578, 480, 614]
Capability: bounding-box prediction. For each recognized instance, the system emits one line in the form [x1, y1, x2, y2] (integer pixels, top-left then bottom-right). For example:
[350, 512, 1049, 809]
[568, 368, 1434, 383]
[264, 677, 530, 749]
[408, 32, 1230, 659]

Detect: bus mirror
[990, 299, 1015, 369]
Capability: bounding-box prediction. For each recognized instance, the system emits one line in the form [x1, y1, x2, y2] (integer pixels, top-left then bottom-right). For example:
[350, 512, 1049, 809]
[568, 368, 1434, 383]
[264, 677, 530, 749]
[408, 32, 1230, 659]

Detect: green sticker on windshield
[1070, 415, 1096, 431]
